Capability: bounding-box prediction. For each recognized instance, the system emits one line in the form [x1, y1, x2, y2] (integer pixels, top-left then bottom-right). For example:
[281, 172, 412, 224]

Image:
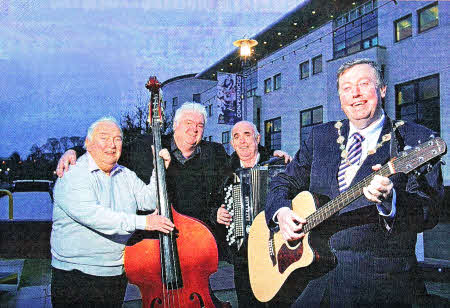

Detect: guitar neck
[303, 137, 446, 233]
[303, 164, 391, 233]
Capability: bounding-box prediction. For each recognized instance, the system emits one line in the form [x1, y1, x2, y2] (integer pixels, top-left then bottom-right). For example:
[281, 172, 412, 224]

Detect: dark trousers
[51, 267, 127, 308]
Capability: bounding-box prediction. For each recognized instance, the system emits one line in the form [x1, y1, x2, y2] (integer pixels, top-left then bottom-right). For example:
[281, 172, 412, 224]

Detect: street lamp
[233, 38, 258, 120]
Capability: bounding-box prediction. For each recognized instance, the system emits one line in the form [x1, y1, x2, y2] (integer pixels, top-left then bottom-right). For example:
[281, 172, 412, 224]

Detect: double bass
[124, 76, 229, 308]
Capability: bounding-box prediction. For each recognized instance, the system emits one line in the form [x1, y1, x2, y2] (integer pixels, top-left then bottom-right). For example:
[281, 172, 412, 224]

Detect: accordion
[224, 164, 285, 250]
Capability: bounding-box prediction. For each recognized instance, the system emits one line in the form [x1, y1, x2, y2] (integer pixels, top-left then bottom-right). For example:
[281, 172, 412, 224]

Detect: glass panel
[400, 104, 417, 116]
[362, 18, 377, 31]
[265, 121, 273, 133]
[346, 34, 361, 46]
[264, 78, 272, 93]
[313, 56, 322, 74]
[372, 36, 378, 46]
[419, 4, 439, 32]
[274, 118, 282, 131]
[313, 107, 323, 124]
[397, 84, 414, 105]
[334, 26, 345, 36]
[419, 76, 438, 100]
[335, 41, 346, 52]
[301, 126, 312, 145]
[362, 26, 377, 39]
[347, 43, 361, 55]
[301, 111, 311, 126]
[334, 33, 345, 44]
[395, 16, 412, 41]
[363, 39, 371, 49]
[301, 62, 309, 79]
[347, 27, 362, 38]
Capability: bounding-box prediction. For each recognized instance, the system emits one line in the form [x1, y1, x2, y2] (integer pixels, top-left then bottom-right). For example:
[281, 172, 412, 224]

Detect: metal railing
[0, 189, 13, 220]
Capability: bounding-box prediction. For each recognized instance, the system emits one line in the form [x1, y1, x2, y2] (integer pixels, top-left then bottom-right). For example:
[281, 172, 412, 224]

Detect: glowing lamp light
[233, 38, 258, 59]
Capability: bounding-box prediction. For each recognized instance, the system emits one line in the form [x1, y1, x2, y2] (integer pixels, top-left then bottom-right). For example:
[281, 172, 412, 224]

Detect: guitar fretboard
[303, 137, 445, 233]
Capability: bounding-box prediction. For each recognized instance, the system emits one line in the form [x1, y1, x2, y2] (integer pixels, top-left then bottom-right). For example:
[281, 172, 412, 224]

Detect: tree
[69, 136, 84, 148]
[42, 138, 61, 160]
[60, 136, 71, 152]
[9, 152, 21, 163]
[29, 144, 43, 160]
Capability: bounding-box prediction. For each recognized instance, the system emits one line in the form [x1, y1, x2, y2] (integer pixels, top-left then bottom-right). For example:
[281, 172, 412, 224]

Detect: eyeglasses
[339, 80, 376, 95]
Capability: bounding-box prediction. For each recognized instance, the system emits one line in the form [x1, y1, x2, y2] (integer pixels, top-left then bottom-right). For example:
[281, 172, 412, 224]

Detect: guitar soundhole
[277, 242, 303, 274]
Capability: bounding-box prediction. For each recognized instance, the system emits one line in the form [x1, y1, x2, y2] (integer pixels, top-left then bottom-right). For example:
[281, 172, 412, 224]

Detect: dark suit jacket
[266, 117, 444, 306]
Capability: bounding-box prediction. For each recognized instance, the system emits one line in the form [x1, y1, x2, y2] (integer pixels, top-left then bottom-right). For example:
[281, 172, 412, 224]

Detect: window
[395, 15, 412, 42]
[265, 117, 281, 151]
[172, 97, 178, 108]
[300, 61, 309, 79]
[222, 131, 230, 144]
[333, 2, 378, 59]
[312, 55, 322, 75]
[300, 106, 323, 145]
[207, 104, 212, 117]
[264, 78, 272, 93]
[396, 74, 440, 134]
[193, 93, 201, 103]
[274, 73, 281, 90]
[222, 131, 231, 153]
[418, 2, 438, 33]
[246, 69, 258, 98]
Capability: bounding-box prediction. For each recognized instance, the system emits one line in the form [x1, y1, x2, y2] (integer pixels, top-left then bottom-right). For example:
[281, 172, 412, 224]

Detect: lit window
[264, 78, 272, 93]
[395, 15, 412, 42]
[265, 117, 282, 151]
[418, 2, 439, 33]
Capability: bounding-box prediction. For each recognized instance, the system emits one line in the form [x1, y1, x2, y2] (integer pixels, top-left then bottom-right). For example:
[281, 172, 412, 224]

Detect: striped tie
[338, 132, 364, 192]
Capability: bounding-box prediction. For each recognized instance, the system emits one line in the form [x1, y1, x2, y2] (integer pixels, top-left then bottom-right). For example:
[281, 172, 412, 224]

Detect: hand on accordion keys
[217, 204, 232, 226]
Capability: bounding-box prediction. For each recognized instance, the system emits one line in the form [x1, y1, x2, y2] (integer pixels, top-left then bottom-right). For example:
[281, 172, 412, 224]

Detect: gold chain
[334, 120, 404, 164]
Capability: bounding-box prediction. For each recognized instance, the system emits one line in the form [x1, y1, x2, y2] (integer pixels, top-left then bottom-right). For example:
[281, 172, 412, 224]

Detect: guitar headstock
[145, 76, 163, 127]
[393, 137, 446, 174]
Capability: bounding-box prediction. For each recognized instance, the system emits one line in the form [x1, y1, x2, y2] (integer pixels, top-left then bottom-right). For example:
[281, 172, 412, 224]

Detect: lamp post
[233, 38, 257, 121]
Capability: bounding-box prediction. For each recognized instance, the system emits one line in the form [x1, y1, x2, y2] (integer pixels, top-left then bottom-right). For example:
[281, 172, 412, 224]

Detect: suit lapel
[330, 120, 350, 199]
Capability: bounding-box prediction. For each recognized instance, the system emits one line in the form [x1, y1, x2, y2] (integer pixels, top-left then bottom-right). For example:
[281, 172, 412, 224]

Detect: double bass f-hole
[124, 76, 229, 308]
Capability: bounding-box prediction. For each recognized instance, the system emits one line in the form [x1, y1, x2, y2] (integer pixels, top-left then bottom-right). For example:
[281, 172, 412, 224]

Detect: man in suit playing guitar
[264, 59, 444, 307]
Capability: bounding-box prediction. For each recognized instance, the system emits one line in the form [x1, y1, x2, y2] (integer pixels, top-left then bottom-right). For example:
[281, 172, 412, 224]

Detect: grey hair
[173, 102, 207, 129]
[336, 58, 385, 91]
[85, 116, 123, 147]
[232, 120, 260, 139]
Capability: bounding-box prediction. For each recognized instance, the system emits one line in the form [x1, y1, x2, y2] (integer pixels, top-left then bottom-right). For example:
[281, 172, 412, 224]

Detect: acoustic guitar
[248, 137, 446, 303]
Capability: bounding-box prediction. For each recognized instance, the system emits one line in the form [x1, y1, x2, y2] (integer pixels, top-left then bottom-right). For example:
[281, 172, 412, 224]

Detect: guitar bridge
[269, 230, 276, 266]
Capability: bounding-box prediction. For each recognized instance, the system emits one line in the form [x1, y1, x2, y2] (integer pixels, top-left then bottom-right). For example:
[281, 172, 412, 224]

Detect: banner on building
[216, 72, 242, 124]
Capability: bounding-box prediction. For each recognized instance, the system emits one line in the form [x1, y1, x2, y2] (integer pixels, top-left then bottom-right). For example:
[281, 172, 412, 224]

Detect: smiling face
[338, 64, 386, 129]
[231, 121, 260, 166]
[85, 121, 122, 174]
[173, 110, 205, 152]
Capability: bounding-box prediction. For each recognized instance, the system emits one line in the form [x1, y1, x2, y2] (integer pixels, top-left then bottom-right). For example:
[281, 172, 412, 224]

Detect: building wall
[161, 0, 449, 184]
[162, 75, 216, 130]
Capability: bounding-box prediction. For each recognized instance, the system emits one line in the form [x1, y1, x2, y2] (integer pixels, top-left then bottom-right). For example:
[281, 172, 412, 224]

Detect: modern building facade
[162, 0, 449, 265]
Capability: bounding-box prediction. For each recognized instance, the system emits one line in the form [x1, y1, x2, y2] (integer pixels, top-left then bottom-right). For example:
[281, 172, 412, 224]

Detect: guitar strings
[304, 140, 438, 233]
